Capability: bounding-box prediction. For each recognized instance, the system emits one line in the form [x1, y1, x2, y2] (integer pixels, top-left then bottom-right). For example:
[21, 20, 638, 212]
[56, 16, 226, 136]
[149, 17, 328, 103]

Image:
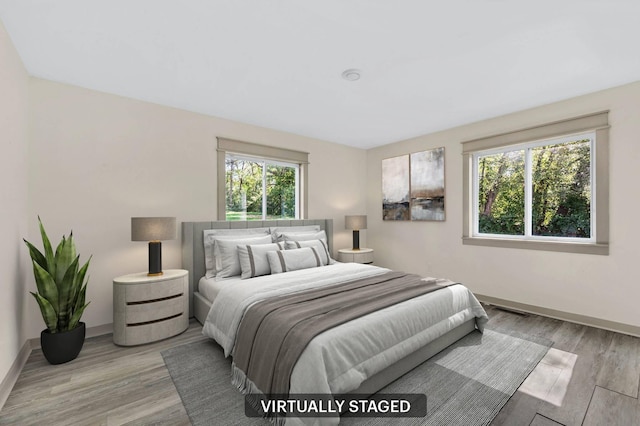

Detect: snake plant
[24, 218, 91, 333]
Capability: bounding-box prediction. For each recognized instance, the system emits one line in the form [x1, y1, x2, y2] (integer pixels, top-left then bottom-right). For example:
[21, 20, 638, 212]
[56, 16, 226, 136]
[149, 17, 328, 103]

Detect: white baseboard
[29, 322, 113, 349]
[476, 294, 640, 338]
[86, 323, 114, 338]
[0, 341, 31, 411]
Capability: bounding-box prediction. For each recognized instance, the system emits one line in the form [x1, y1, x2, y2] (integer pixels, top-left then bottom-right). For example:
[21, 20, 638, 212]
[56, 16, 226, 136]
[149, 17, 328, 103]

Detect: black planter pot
[40, 322, 86, 365]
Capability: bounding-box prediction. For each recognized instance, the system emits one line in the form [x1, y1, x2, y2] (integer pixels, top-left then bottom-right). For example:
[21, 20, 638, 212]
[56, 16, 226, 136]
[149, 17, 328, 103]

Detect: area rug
[161, 328, 551, 426]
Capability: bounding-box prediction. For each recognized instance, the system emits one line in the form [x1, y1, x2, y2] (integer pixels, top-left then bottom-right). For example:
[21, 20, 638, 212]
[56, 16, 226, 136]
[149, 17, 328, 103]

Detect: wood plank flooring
[1, 308, 640, 425]
[488, 306, 640, 426]
[0, 321, 207, 425]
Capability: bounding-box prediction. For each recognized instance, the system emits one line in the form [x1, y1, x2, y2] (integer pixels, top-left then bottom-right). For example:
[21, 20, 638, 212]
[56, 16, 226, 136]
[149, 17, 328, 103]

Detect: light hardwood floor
[1, 308, 640, 425]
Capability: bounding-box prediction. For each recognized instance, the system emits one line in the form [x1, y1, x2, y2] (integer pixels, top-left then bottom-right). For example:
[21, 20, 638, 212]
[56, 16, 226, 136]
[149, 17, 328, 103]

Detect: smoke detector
[341, 69, 361, 81]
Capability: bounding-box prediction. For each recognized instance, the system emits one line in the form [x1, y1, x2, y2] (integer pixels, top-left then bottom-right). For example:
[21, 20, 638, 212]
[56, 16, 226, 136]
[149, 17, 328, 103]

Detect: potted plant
[24, 217, 91, 365]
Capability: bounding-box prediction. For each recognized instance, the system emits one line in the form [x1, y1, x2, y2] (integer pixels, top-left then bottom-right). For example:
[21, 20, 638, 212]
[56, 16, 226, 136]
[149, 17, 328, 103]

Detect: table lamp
[131, 217, 176, 276]
[345, 215, 367, 251]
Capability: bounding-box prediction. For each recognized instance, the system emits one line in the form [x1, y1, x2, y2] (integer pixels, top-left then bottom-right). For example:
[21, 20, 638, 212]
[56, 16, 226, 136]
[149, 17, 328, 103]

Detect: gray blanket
[232, 271, 456, 397]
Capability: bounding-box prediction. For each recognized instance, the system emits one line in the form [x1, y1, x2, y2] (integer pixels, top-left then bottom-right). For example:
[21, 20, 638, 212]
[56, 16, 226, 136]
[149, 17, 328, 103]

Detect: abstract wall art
[382, 147, 445, 221]
[410, 147, 445, 221]
[382, 154, 410, 221]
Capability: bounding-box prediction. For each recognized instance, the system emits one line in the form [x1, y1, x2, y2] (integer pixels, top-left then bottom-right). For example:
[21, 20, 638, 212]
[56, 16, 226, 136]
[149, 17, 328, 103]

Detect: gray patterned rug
[162, 328, 551, 425]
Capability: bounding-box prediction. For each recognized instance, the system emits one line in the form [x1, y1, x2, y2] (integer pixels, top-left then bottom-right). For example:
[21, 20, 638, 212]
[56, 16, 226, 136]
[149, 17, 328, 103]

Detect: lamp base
[148, 241, 163, 276]
[352, 230, 360, 251]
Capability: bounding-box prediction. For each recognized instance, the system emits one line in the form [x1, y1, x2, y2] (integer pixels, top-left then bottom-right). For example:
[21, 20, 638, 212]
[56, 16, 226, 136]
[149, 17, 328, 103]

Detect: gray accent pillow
[237, 242, 283, 279]
[267, 247, 323, 274]
[284, 239, 334, 265]
[213, 234, 272, 278]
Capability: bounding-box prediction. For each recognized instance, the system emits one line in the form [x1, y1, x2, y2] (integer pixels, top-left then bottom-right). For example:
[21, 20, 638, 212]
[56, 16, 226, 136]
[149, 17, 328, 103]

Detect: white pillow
[271, 225, 321, 242]
[279, 230, 327, 244]
[213, 234, 273, 278]
[267, 247, 323, 274]
[237, 243, 283, 279]
[203, 228, 270, 277]
[284, 239, 334, 265]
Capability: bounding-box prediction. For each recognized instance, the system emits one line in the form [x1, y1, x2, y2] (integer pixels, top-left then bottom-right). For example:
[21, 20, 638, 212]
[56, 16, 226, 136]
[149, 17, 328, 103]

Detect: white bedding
[203, 263, 391, 355]
[202, 262, 488, 425]
[197, 275, 242, 303]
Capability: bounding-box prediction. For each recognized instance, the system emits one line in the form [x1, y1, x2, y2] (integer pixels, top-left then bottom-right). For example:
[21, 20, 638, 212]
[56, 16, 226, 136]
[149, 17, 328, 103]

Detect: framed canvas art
[410, 147, 445, 221]
[382, 154, 410, 221]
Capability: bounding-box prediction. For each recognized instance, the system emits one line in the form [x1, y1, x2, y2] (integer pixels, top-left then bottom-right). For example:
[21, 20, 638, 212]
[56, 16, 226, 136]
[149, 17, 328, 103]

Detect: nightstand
[338, 248, 374, 264]
[113, 269, 189, 346]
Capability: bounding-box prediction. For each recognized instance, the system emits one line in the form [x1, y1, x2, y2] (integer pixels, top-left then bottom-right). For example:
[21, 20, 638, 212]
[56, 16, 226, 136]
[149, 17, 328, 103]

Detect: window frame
[462, 111, 609, 255]
[217, 138, 309, 221]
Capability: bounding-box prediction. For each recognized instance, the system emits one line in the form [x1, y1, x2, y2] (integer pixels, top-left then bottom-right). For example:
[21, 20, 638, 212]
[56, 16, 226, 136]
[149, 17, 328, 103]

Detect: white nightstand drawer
[338, 248, 374, 264]
[356, 251, 374, 264]
[125, 295, 185, 324]
[121, 313, 188, 346]
[125, 278, 186, 303]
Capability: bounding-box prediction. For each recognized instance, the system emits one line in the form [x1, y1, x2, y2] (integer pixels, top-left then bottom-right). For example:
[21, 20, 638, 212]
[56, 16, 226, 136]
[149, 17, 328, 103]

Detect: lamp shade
[131, 217, 176, 241]
[345, 215, 367, 230]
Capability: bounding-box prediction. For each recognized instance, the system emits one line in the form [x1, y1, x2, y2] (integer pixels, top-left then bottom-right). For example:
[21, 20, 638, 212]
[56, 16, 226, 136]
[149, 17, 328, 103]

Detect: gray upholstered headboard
[181, 219, 333, 317]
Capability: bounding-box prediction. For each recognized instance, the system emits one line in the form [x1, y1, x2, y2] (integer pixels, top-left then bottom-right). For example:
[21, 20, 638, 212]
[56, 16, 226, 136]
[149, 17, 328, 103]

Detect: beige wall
[0, 21, 29, 384]
[366, 80, 640, 330]
[26, 78, 367, 337]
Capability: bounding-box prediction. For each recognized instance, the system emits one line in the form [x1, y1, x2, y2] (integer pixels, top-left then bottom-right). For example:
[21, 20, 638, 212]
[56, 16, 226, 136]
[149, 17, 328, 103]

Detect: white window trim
[461, 111, 609, 255]
[217, 137, 309, 220]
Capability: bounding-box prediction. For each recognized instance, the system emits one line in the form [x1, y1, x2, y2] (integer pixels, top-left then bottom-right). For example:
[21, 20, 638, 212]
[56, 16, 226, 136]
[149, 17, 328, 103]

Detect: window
[217, 138, 308, 221]
[225, 154, 299, 220]
[462, 112, 609, 255]
[475, 133, 593, 239]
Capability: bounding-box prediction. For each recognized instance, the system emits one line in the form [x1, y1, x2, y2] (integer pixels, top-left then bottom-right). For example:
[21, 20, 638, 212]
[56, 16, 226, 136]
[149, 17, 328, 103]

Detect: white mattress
[197, 275, 242, 303]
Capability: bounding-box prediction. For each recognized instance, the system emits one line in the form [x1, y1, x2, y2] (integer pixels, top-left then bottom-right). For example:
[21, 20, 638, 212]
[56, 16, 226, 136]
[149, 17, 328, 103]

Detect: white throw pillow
[267, 247, 323, 274]
[279, 230, 327, 244]
[284, 239, 334, 265]
[213, 234, 272, 278]
[237, 243, 283, 279]
[203, 228, 270, 278]
[271, 226, 321, 242]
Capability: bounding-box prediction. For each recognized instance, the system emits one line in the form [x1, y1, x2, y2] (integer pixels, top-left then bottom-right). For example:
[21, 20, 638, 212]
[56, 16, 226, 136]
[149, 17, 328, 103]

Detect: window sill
[462, 236, 609, 255]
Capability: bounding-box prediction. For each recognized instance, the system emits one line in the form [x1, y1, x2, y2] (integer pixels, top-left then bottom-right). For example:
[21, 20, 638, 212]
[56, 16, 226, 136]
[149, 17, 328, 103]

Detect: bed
[181, 219, 488, 425]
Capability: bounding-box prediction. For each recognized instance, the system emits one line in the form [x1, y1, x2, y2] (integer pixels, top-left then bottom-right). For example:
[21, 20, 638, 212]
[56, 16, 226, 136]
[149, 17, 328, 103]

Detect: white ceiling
[2, 1, 640, 149]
